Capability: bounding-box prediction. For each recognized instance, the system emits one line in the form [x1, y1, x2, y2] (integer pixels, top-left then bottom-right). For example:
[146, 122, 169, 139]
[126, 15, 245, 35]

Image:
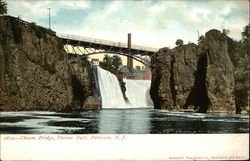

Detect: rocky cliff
[117, 72, 128, 102]
[0, 16, 100, 111]
[150, 29, 236, 113]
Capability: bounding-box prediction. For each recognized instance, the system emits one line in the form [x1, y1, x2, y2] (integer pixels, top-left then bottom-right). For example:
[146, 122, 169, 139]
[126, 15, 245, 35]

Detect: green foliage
[234, 24, 249, 112]
[1, 27, 15, 74]
[235, 57, 249, 86]
[222, 29, 230, 36]
[100, 55, 122, 74]
[111, 55, 122, 71]
[101, 55, 113, 70]
[198, 35, 205, 45]
[241, 25, 249, 37]
[175, 39, 184, 47]
[30, 22, 45, 40]
[0, 0, 7, 15]
[241, 24, 249, 47]
[29, 22, 55, 40]
[9, 18, 22, 44]
[0, 18, 20, 95]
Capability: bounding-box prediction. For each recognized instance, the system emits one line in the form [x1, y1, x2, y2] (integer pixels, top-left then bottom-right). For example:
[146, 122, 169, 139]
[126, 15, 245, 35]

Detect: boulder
[82, 96, 101, 110]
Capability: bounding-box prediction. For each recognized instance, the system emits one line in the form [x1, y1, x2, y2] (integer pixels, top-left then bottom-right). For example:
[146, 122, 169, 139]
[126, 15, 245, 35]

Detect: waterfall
[124, 79, 153, 108]
[96, 66, 153, 108]
[96, 67, 127, 108]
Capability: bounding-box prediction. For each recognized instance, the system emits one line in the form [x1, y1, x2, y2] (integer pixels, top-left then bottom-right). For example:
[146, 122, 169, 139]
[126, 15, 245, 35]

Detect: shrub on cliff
[0, 0, 7, 15]
[198, 35, 205, 45]
[30, 22, 55, 40]
[175, 39, 184, 47]
[222, 29, 230, 36]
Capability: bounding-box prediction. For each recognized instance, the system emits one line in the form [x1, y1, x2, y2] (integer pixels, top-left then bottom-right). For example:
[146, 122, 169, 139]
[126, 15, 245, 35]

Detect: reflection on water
[0, 109, 249, 134]
[99, 108, 150, 134]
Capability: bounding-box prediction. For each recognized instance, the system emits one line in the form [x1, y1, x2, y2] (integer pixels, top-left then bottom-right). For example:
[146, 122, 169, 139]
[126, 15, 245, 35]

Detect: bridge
[57, 33, 159, 68]
[1, 16, 158, 68]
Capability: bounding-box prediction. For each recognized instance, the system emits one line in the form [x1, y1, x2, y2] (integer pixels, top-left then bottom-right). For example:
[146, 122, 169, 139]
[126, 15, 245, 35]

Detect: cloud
[6, 0, 53, 23]
[6, 0, 249, 48]
[59, 0, 89, 8]
[190, 7, 211, 22]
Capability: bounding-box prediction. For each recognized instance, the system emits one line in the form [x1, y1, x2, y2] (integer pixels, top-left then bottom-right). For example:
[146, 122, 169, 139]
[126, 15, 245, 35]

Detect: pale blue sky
[6, 0, 249, 48]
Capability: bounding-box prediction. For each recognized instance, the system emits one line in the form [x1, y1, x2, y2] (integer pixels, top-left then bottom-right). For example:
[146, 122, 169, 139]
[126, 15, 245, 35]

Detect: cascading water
[96, 66, 153, 108]
[124, 79, 153, 108]
[97, 66, 127, 108]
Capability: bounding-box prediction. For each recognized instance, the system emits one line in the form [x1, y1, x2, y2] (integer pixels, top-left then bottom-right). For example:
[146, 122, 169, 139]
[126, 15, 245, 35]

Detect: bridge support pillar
[127, 33, 134, 72]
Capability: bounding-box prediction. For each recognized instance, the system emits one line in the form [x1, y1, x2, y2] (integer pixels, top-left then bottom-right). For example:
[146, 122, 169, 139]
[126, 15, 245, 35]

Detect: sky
[6, 0, 249, 49]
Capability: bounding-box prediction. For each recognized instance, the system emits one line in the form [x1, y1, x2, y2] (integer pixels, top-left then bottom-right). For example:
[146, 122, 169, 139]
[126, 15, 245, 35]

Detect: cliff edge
[0, 16, 100, 111]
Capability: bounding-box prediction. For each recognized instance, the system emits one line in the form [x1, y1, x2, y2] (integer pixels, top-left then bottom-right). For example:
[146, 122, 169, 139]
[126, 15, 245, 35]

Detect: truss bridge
[57, 33, 159, 68]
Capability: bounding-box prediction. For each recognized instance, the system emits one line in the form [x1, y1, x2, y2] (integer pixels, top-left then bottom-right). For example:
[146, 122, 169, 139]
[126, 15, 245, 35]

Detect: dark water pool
[0, 108, 249, 134]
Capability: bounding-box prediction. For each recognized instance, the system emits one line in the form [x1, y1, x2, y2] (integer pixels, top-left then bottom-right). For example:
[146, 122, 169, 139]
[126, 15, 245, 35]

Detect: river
[0, 109, 249, 134]
[0, 67, 249, 134]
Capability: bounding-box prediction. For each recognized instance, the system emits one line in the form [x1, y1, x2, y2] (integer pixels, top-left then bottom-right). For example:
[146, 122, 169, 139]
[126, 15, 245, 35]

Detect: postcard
[0, 0, 249, 160]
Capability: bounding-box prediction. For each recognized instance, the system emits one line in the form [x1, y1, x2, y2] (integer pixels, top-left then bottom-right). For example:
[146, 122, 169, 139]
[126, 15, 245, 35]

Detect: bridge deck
[57, 33, 158, 55]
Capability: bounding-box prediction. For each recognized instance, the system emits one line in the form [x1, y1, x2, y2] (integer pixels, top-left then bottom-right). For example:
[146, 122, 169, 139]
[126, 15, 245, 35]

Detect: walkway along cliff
[0, 16, 100, 111]
[150, 29, 238, 113]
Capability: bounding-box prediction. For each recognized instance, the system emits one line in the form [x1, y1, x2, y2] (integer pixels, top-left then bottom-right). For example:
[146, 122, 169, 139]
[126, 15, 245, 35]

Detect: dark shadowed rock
[68, 62, 94, 110]
[0, 16, 96, 111]
[82, 96, 101, 110]
[150, 29, 236, 113]
[117, 72, 128, 102]
[150, 43, 200, 110]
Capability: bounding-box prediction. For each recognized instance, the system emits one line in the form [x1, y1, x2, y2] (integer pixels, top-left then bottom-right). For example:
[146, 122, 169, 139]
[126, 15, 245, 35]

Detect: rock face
[117, 72, 128, 102]
[82, 96, 101, 110]
[150, 29, 235, 113]
[202, 30, 235, 112]
[0, 16, 99, 111]
[67, 62, 97, 110]
[150, 44, 200, 111]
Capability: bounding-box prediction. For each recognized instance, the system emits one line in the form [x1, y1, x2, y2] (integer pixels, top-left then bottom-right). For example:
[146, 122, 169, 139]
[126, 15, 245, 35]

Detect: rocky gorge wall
[0, 16, 100, 111]
[150, 29, 236, 113]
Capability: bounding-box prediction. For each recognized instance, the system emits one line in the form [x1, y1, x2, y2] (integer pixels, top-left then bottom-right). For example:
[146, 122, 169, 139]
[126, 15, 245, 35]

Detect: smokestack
[127, 33, 133, 72]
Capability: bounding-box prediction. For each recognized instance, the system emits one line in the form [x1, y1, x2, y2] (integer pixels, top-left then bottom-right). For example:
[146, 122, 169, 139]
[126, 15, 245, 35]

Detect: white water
[96, 67, 153, 108]
[124, 79, 153, 108]
[97, 67, 127, 108]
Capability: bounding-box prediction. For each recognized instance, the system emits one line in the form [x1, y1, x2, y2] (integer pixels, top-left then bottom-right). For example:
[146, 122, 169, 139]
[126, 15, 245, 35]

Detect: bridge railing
[57, 33, 158, 52]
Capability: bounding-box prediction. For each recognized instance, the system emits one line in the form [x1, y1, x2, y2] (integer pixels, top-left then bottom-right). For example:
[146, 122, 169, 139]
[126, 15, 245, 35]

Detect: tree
[234, 24, 249, 113]
[222, 29, 230, 36]
[99, 55, 122, 74]
[0, 0, 7, 15]
[100, 55, 113, 71]
[111, 55, 122, 70]
[198, 35, 205, 45]
[175, 39, 184, 47]
[241, 24, 249, 46]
